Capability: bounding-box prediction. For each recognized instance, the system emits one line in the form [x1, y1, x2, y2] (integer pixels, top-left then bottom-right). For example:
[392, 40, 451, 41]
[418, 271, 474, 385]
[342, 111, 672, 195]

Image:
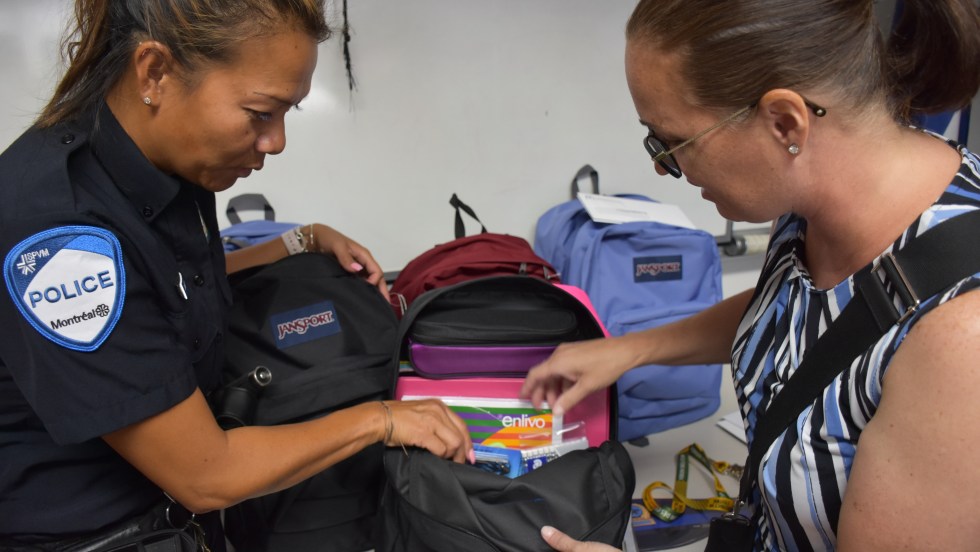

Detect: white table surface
[621, 372, 747, 551]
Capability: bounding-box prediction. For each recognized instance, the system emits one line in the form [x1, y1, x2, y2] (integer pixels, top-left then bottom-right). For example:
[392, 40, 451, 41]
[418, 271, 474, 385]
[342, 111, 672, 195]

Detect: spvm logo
[16, 249, 50, 275]
[270, 300, 342, 349]
[634, 255, 682, 283]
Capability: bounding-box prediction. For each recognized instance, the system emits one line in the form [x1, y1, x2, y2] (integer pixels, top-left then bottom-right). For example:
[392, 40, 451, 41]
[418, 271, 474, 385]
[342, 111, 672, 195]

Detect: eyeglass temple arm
[653, 105, 754, 161]
[651, 98, 825, 163]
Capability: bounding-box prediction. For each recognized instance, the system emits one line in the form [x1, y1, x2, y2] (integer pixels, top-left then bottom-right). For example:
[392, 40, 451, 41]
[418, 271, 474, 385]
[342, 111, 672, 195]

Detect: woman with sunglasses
[523, 0, 980, 550]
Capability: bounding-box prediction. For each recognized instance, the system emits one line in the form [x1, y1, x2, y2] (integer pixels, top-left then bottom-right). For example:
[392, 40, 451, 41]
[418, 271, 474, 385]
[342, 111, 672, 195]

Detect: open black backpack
[211, 253, 398, 552]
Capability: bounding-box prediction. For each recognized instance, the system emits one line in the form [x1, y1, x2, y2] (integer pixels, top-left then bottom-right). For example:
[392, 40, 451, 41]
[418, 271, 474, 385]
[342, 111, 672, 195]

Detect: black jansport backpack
[211, 253, 398, 552]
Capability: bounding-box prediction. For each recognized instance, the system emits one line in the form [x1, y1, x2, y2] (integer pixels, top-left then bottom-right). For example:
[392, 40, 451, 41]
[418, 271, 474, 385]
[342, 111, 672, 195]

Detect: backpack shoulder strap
[739, 208, 980, 508]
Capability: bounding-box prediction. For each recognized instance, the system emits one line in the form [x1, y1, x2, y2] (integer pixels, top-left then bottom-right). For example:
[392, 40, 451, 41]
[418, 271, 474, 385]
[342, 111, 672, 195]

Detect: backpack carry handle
[226, 193, 276, 225]
[449, 193, 488, 239]
[570, 164, 600, 198]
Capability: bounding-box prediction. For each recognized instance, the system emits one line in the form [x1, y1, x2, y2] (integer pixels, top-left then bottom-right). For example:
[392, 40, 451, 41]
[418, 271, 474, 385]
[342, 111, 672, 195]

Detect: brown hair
[36, 0, 331, 128]
[626, 0, 980, 124]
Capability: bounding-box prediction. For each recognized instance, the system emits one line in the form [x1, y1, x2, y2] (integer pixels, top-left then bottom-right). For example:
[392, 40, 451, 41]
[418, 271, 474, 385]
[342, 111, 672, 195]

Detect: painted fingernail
[351, 262, 364, 271]
[467, 449, 476, 464]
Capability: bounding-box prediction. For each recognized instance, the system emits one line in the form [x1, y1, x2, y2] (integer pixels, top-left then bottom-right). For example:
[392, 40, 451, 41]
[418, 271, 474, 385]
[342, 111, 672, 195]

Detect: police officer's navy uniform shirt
[0, 103, 231, 538]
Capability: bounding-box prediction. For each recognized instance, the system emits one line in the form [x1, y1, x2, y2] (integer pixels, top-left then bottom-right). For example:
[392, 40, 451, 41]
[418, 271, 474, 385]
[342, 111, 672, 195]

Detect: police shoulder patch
[4, 226, 126, 351]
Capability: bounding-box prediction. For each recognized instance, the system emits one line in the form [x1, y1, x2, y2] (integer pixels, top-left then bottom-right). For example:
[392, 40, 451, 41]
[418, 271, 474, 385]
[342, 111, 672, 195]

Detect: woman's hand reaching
[521, 334, 644, 415]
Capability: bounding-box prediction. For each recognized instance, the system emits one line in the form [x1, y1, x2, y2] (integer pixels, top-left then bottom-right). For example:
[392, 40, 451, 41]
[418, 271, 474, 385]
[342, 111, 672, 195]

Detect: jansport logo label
[634, 255, 683, 282]
[276, 310, 336, 340]
[270, 301, 341, 349]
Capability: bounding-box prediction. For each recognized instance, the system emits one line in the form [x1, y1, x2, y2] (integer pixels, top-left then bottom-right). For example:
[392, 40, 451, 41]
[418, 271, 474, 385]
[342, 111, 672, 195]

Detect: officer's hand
[309, 223, 389, 296]
[384, 399, 474, 464]
[540, 526, 621, 551]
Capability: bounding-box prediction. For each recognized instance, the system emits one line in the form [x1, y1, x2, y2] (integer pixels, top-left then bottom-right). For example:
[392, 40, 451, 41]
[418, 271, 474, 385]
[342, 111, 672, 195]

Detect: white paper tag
[577, 192, 696, 228]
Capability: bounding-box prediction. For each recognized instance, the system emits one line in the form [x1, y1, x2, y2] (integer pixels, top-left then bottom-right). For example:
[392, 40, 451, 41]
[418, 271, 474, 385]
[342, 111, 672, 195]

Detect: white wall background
[3, 0, 973, 298]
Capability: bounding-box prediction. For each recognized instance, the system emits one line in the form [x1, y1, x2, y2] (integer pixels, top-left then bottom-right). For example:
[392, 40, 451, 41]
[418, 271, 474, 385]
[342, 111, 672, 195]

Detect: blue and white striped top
[731, 141, 980, 552]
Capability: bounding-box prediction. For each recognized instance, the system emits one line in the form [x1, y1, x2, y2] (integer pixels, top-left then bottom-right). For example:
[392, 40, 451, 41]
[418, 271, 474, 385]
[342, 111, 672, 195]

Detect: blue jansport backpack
[534, 165, 723, 441]
[219, 193, 299, 252]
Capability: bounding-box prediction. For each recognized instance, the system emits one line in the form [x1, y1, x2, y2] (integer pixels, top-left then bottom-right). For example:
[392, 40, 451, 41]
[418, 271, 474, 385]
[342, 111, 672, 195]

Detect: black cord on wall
[342, 0, 356, 94]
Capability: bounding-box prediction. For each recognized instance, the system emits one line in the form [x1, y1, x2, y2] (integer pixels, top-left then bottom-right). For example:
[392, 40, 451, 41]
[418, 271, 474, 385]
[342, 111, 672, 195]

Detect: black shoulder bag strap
[706, 209, 980, 552]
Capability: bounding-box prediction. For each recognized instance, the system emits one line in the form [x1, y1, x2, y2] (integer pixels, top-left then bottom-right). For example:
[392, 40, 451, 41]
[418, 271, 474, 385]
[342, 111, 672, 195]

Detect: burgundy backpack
[389, 194, 559, 316]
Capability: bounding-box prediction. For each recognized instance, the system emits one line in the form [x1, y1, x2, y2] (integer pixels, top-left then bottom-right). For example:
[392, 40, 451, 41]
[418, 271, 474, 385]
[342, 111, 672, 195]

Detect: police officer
[0, 1, 472, 549]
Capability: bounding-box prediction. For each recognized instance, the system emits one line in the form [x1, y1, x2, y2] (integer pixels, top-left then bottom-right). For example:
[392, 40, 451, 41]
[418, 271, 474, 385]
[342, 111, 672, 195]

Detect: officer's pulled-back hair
[626, 0, 980, 125]
[37, 0, 331, 128]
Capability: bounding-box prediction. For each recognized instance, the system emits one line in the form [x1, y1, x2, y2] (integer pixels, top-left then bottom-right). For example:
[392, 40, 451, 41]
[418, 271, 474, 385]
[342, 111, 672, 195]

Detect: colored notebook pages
[401, 395, 562, 449]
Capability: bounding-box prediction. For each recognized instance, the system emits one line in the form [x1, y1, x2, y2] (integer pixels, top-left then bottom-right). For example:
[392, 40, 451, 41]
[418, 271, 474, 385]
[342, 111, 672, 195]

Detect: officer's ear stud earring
[788, 144, 800, 155]
[142, 97, 152, 106]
